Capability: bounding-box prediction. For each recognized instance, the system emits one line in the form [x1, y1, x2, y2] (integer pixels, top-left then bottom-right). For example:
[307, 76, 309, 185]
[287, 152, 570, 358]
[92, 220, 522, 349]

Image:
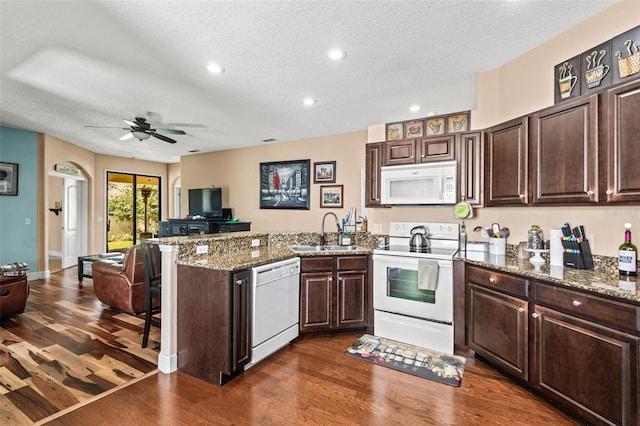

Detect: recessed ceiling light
[328, 49, 347, 60]
[207, 63, 225, 74]
[426, 111, 437, 117]
[303, 98, 316, 106]
[409, 105, 420, 112]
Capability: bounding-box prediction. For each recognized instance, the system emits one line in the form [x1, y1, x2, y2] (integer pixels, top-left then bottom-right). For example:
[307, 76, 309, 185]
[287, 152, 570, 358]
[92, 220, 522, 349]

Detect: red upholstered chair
[92, 246, 159, 315]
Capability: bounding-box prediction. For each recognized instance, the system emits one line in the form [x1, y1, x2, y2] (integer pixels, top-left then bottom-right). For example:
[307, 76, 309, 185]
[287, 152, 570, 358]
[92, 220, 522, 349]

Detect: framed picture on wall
[425, 116, 446, 136]
[386, 122, 404, 141]
[446, 112, 470, 133]
[259, 159, 310, 209]
[404, 120, 424, 138]
[0, 162, 18, 196]
[320, 184, 343, 208]
[313, 161, 336, 183]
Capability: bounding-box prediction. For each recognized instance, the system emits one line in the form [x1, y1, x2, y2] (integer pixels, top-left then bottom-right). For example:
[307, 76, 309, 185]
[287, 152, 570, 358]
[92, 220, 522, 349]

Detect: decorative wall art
[580, 41, 612, 94]
[385, 110, 471, 141]
[313, 161, 336, 183]
[386, 122, 404, 141]
[446, 112, 470, 133]
[425, 117, 446, 136]
[259, 159, 310, 209]
[0, 162, 18, 196]
[555, 24, 640, 103]
[320, 184, 343, 208]
[404, 120, 424, 138]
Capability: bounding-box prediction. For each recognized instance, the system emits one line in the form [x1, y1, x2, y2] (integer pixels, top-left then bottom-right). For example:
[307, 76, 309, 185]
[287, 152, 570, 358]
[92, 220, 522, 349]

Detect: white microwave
[380, 161, 457, 205]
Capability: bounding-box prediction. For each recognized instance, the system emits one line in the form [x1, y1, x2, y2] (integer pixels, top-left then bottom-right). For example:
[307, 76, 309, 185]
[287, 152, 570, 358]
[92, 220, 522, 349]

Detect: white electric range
[373, 222, 460, 354]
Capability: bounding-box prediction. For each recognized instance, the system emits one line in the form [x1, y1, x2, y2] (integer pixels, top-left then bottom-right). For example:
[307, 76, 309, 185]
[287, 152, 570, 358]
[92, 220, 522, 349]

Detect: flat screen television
[188, 188, 222, 218]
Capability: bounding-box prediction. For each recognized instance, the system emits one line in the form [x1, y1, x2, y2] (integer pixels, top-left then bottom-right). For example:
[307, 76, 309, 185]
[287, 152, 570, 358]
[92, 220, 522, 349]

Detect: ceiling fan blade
[151, 132, 177, 144]
[123, 119, 137, 128]
[154, 128, 186, 135]
[120, 133, 134, 140]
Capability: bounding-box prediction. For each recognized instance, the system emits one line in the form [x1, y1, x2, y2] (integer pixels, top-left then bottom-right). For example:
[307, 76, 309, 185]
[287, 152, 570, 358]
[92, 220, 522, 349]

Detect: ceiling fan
[86, 117, 186, 144]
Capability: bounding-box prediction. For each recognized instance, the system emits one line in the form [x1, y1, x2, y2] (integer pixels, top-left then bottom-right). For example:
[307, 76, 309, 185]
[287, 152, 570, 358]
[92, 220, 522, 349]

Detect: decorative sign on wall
[555, 24, 640, 104]
[55, 164, 80, 176]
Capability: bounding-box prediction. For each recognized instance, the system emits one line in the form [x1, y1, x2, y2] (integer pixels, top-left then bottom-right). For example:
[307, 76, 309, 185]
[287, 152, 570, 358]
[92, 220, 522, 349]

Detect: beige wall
[180, 131, 367, 232]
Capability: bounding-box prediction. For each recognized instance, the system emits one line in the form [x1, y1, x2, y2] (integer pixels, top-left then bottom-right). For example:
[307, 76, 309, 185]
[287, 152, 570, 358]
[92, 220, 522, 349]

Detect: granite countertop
[167, 231, 378, 272]
[459, 250, 639, 305]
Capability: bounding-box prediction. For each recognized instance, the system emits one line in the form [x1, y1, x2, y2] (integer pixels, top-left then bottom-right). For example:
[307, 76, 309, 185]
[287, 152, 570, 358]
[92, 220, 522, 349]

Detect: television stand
[161, 218, 251, 237]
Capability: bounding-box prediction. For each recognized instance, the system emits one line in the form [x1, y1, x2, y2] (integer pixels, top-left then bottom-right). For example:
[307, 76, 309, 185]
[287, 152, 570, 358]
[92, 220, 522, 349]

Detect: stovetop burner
[373, 222, 461, 260]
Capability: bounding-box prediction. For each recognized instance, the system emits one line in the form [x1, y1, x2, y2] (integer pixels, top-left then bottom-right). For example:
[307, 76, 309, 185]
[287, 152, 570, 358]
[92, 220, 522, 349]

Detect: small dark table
[77, 253, 124, 285]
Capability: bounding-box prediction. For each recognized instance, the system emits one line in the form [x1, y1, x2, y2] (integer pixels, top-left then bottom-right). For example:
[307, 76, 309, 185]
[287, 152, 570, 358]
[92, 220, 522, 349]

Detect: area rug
[345, 334, 466, 387]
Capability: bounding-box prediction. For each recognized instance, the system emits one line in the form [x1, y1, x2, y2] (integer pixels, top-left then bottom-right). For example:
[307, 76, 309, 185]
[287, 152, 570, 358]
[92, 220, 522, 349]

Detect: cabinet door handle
[606, 189, 613, 195]
[572, 300, 582, 307]
[519, 194, 525, 199]
[532, 313, 539, 319]
[518, 307, 525, 313]
[236, 279, 243, 285]
[489, 277, 496, 283]
[586, 190, 594, 196]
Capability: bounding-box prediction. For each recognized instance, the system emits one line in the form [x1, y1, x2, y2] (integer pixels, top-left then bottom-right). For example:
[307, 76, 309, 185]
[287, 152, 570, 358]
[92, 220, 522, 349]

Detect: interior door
[62, 178, 82, 268]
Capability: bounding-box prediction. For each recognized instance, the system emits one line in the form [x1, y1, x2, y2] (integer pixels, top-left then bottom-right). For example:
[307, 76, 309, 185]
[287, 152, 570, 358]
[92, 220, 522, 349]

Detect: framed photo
[0, 162, 18, 196]
[313, 161, 336, 183]
[386, 122, 404, 141]
[446, 112, 470, 133]
[425, 116, 446, 136]
[320, 184, 343, 208]
[259, 159, 310, 209]
[404, 120, 424, 138]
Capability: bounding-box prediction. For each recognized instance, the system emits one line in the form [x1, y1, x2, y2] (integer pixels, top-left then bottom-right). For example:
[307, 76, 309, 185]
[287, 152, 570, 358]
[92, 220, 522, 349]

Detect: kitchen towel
[417, 259, 439, 290]
[550, 229, 563, 266]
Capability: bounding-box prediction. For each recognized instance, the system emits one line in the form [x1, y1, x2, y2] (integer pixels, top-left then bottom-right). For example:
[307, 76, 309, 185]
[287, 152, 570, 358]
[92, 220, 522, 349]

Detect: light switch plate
[196, 245, 208, 254]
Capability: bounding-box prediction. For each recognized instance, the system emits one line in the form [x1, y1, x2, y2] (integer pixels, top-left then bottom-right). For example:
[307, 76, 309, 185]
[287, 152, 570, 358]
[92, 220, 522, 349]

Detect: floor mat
[345, 334, 466, 387]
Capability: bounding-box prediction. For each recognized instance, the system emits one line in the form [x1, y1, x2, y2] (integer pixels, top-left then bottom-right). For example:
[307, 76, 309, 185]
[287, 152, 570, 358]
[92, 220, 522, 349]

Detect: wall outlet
[251, 239, 260, 247]
[196, 245, 208, 254]
[373, 224, 382, 233]
[251, 250, 260, 258]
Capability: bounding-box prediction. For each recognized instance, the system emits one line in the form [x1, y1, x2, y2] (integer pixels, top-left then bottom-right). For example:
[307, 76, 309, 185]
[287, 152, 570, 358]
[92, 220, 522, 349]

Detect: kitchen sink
[290, 244, 365, 252]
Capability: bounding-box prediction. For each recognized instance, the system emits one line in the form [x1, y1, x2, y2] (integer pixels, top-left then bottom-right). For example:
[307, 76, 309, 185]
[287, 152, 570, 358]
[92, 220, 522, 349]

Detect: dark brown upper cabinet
[605, 78, 640, 203]
[485, 116, 529, 206]
[365, 142, 387, 207]
[385, 139, 417, 165]
[457, 131, 484, 206]
[419, 134, 455, 162]
[531, 94, 599, 205]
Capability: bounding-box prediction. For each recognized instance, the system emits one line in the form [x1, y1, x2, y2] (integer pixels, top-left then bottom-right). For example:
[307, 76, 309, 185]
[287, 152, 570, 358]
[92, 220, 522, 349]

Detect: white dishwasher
[246, 257, 300, 369]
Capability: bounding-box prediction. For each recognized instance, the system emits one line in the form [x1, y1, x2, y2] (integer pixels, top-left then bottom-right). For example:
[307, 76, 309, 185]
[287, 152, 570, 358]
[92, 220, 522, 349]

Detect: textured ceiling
[0, 1, 617, 163]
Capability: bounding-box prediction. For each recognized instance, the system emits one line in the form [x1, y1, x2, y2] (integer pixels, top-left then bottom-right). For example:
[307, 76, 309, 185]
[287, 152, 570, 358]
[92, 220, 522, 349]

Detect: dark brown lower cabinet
[532, 305, 639, 426]
[466, 264, 640, 425]
[300, 255, 368, 333]
[177, 265, 251, 386]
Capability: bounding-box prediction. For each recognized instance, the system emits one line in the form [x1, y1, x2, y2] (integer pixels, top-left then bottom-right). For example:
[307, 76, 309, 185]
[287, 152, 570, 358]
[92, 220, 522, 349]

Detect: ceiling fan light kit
[131, 130, 150, 140]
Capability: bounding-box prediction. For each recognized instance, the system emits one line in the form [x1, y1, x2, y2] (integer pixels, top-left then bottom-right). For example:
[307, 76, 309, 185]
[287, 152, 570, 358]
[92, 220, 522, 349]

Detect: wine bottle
[619, 223, 638, 276]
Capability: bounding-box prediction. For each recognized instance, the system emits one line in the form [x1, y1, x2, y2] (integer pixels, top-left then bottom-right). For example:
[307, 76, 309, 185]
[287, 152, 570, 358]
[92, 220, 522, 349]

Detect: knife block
[562, 237, 594, 269]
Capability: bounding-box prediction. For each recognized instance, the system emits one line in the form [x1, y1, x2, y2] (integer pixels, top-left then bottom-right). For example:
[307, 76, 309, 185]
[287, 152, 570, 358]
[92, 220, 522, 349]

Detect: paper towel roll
[550, 229, 563, 266]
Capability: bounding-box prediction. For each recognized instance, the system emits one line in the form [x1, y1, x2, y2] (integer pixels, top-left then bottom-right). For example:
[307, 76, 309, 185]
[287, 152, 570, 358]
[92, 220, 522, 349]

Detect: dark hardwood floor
[3, 266, 579, 425]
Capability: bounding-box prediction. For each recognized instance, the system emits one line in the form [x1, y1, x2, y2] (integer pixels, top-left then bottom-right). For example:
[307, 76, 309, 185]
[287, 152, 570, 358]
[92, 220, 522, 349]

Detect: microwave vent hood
[380, 161, 457, 205]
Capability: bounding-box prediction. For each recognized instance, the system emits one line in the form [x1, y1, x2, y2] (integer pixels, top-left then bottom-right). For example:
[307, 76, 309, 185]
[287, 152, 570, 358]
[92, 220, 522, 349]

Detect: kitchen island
[153, 231, 379, 375]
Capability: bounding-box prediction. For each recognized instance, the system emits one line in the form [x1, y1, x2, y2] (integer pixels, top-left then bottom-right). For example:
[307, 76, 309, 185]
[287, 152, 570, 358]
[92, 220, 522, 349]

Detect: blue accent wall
[0, 126, 38, 267]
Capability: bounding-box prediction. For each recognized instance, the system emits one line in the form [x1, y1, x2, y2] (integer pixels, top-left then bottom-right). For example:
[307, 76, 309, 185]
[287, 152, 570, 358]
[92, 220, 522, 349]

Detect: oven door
[373, 254, 453, 323]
